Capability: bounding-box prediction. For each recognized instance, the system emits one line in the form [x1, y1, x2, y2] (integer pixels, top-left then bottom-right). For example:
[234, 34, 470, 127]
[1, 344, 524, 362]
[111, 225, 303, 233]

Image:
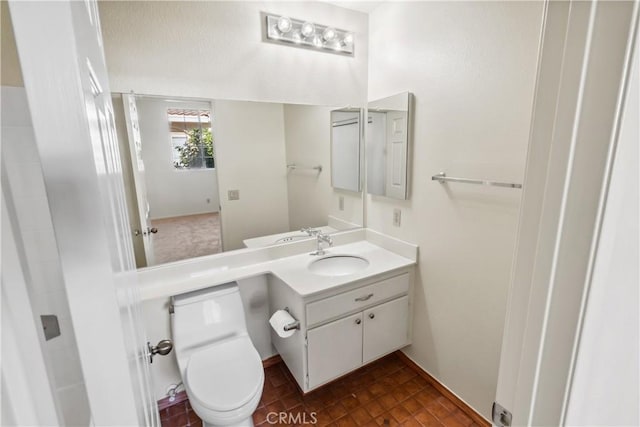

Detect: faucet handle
[318, 233, 333, 246]
[301, 227, 320, 236]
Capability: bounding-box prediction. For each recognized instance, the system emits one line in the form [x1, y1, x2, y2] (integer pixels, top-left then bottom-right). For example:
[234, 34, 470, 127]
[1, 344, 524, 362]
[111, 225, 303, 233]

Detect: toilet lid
[186, 336, 264, 412]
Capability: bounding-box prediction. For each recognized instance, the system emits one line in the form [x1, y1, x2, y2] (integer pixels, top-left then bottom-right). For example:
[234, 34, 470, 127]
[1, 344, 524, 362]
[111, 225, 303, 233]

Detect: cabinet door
[307, 312, 363, 389]
[363, 296, 409, 364]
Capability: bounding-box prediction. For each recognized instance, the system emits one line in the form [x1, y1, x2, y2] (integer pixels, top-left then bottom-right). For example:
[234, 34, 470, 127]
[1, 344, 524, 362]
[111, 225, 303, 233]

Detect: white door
[362, 296, 409, 364]
[494, 1, 638, 426]
[9, 0, 159, 425]
[384, 111, 408, 199]
[123, 93, 156, 266]
[307, 313, 363, 389]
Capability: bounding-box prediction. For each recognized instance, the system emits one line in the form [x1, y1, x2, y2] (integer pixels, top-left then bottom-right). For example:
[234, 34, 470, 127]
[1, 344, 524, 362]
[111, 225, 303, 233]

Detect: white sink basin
[274, 234, 312, 244]
[308, 255, 369, 276]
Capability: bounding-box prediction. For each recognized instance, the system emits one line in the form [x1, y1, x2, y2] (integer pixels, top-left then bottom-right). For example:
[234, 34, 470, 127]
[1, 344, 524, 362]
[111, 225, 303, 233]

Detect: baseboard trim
[395, 351, 491, 427]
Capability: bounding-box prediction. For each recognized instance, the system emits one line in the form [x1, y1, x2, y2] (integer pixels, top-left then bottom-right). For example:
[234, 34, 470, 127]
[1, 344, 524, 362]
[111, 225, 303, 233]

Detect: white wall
[214, 100, 290, 251]
[366, 2, 543, 419]
[98, 1, 368, 107]
[565, 35, 639, 426]
[135, 98, 219, 220]
[1, 86, 91, 426]
[283, 104, 333, 230]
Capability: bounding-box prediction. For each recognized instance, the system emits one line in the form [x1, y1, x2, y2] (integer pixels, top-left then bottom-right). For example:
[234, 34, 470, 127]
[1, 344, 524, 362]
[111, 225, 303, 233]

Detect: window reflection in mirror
[330, 108, 362, 193]
[366, 92, 412, 200]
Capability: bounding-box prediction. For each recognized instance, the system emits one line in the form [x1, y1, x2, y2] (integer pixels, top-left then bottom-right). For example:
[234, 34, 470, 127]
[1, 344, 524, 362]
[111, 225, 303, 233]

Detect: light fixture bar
[264, 13, 354, 56]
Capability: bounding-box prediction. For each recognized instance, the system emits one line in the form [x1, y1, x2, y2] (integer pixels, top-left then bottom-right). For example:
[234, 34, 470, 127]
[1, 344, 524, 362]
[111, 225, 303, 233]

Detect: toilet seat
[185, 336, 264, 413]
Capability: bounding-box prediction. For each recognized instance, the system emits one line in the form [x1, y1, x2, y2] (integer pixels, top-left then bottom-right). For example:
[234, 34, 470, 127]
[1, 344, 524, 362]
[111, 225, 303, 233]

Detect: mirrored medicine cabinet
[366, 92, 413, 200]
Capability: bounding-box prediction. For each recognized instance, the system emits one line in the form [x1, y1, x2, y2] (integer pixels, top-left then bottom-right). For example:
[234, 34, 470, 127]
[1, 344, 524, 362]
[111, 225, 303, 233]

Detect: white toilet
[171, 283, 265, 427]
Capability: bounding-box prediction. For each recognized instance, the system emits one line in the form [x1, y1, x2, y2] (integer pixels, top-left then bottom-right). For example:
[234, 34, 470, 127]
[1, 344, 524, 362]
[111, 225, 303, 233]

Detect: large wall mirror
[366, 92, 413, 200]
[112, 94, 364, 268]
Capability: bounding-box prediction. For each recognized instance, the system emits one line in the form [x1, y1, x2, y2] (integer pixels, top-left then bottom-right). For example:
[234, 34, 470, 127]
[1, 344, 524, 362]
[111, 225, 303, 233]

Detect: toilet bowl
[171, 283, 265, 427]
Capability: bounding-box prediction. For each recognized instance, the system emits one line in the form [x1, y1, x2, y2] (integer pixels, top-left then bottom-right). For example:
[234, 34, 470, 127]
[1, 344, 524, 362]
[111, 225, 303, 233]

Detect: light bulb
[330, 40, 342, 51]
[343, 33, 354, 46]
[300, 22, 315, 38]
[322, 27, 337, 42]
[312, 34, 323, 48]
[277, 16, 292, 33]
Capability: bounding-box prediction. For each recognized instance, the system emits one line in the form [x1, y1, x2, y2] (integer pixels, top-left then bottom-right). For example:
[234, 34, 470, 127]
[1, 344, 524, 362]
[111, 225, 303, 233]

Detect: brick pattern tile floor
[160, 353, 480, 427]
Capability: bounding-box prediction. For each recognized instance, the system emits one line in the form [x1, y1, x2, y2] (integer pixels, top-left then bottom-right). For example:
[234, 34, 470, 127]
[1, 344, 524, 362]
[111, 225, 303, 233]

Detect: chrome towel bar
[287, 163, 323, 173]
[431, 172, 522, 189]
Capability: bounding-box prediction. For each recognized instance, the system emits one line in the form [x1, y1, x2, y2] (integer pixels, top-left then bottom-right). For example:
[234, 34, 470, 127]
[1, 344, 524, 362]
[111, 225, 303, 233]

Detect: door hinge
[492, 401, 512, 427]
[304, 334, 308, 347]
[40, 315, 61, 341]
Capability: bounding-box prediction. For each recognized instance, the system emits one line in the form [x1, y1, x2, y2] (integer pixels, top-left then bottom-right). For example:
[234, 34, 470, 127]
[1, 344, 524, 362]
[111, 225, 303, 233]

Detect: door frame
[1, 192, 60, 426]
[8, 0, 157, 424]
[495, 1, 639, 425]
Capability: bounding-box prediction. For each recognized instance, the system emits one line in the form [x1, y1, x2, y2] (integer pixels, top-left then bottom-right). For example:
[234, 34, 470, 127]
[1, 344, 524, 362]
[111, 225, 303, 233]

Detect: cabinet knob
[369, 313, 375, 319]
[355, 318, 361, 325]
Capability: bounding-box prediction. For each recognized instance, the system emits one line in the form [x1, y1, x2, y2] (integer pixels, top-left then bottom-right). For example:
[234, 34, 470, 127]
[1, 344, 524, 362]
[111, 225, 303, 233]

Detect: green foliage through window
[174, 127, 214, 169]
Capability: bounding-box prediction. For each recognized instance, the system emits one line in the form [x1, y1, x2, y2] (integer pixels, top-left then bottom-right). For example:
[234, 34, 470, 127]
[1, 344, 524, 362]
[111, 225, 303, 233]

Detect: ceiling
[320, 1, 383, 14]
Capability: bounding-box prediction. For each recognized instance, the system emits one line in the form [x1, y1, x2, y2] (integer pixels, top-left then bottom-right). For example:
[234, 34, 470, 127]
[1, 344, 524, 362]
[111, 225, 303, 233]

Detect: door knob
[355, 318, 361, 325]
[147, 339, 173, 363]
[143, 227, 158, 236]
[369, 313, 375, 319]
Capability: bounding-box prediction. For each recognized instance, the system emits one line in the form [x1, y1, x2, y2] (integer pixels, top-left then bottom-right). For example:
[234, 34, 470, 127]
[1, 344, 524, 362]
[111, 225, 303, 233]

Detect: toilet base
[203, 417, 254, 427]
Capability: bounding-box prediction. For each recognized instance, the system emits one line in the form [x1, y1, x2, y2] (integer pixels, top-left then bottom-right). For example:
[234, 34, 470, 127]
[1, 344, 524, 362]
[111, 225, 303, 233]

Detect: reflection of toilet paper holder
[283, 307, 300, 331]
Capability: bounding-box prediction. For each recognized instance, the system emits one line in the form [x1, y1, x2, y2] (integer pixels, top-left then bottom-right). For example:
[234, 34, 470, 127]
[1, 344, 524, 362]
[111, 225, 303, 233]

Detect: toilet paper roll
[269, 310, 297, 338]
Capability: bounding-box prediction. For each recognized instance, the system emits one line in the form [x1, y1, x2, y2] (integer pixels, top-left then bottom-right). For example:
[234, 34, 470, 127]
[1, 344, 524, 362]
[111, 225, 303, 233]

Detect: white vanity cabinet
[307, 312, 363, 389]
[362, 295, 409, 364]
[269, 269, 412, 392]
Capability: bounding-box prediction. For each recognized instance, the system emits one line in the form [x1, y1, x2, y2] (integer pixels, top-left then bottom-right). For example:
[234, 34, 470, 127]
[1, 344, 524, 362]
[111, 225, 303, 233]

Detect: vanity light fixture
[264, 13, 354, 56]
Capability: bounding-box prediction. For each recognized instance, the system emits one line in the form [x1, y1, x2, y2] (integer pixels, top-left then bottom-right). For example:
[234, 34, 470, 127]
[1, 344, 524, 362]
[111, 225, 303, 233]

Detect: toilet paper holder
[283, 307, 300, 331]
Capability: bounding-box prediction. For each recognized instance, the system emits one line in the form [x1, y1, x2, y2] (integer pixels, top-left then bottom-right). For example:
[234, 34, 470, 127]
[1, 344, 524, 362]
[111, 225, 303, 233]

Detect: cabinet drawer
[307, 273, 409, 326]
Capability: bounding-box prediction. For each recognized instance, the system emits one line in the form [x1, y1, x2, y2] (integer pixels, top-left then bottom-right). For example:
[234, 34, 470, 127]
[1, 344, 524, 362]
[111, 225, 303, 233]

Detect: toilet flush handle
[147, 339, 173, 363]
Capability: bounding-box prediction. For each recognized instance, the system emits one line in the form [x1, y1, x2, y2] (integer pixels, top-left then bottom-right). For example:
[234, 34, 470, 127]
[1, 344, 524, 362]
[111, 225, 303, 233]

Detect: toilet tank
[171, 282, 248, 352]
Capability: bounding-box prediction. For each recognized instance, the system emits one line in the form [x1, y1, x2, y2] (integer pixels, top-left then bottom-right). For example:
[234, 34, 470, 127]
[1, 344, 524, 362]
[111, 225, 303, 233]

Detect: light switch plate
[228, 190, 240, 201]
[393, 208, 401, 227]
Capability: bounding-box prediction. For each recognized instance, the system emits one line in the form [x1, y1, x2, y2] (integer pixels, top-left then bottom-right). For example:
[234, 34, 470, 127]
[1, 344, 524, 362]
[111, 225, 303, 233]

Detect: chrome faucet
[311, 232, 333, 256]
[301, 227, 320, 236]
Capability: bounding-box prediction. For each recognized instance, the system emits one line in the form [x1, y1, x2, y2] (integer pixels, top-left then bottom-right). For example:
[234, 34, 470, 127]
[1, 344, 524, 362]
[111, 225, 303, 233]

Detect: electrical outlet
[228, 190, 240, 201]
[339, 196, 345, 211]
[393, 208, 401, 227]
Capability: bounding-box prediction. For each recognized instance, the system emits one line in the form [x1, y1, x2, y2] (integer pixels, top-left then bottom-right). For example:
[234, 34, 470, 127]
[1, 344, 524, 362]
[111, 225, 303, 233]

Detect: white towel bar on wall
[431, 172, 522, 189]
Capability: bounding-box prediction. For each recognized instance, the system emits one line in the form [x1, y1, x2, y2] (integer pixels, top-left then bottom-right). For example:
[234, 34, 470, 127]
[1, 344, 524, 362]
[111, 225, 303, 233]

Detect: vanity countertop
[137, 229, 418, 300]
